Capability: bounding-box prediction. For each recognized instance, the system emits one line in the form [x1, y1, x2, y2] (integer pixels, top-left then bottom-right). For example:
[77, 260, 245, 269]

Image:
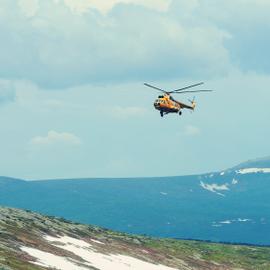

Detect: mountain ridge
[1, 156, 270, 245]
[232, 156, 270, 170]
[2, 156, 270, 183]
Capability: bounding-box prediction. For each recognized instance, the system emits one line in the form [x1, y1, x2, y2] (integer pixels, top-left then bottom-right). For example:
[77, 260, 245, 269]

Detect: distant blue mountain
[232, 156, 270, 169]
[1, 157, 270, 245]
[0, 176, 25, 184]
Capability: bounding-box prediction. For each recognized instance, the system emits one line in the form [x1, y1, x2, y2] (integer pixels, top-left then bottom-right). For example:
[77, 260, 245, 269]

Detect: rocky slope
[0, 207, 270, 270]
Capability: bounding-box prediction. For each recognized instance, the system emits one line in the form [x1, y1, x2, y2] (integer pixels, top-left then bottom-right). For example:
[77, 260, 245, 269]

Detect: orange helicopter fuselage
[154, 94, 180, 113]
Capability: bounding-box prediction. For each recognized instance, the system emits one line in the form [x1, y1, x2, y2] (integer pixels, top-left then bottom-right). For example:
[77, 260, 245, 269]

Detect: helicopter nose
[154, 101, 160, 109]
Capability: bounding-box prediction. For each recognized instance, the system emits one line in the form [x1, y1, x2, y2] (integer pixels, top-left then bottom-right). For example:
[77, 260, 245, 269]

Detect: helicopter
[144, 82, 212, 117]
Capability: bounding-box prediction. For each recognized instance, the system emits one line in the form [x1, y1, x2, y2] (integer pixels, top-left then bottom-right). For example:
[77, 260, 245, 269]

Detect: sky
[0, 0, 270, 180]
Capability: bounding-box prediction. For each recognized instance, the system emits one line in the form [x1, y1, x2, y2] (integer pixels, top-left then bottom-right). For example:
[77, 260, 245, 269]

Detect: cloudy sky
[1, 0, 270, 180]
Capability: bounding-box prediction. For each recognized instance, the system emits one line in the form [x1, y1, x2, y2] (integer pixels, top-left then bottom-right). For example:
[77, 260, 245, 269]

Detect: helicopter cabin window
[158, 95, 164, 98]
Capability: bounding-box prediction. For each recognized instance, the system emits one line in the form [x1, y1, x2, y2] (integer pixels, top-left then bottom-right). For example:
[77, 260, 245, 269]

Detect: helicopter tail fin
[189, 97, 196, 110]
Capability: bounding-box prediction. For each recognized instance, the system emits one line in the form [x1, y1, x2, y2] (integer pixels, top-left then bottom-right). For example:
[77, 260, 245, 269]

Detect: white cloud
[63, 0, 171, 15]
[31, 130, 82, 145]
[197, 0, 270, 73]
[184, 125, 201, 136]
[2, 0, 270, 89]
[0, 0, 231, 88]
[18, 0, 39, 17]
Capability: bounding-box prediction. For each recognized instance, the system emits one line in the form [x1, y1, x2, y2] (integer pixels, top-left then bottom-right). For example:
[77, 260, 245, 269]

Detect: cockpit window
[158, 95, 164, 98]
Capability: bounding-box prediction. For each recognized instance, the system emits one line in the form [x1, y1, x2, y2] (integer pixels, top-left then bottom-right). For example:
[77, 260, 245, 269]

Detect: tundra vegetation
[0, 207, 270, 270]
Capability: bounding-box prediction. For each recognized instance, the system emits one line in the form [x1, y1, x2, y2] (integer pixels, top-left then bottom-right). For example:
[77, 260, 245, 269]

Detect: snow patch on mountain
[200, 181, 229, 196]
[232, 178, 238, 185]
[236, 168, 270, 174]
[220, 220, 231, 224]
[212, 218, 252, 227]
[237, 218, 252, 222]
[21, 235, 178, 270]
[90, 238, 105, 245]
[20, 246, 89, 270]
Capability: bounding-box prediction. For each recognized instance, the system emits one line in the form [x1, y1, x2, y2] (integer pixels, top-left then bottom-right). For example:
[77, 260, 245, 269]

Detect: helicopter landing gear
[160, 111, 164, 117]
[179, 110, 182, 115]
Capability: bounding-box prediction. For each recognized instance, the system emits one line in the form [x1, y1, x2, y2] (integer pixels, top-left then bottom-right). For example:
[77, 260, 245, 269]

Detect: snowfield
[212, 218, 252, 227]
[21, 235, 178, 270]
[200, 181, 229, 196]
[21, 246, 89, 270]
[236, 168, 270, 174]
[232, 178, 238, 185]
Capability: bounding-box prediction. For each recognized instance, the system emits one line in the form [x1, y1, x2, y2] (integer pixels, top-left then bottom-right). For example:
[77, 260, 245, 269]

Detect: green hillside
[0, 207, 270, 270]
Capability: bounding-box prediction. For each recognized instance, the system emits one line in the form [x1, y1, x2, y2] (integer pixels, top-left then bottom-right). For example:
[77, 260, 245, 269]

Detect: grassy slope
[144, 239, 270, 270]
[0, 207, 270, 270]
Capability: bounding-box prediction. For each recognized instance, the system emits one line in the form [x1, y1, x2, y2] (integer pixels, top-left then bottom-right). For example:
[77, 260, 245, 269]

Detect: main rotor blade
[144, 83, 166, 93]
[173, 90, 213, 94]
[171, 82, 204, 93]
